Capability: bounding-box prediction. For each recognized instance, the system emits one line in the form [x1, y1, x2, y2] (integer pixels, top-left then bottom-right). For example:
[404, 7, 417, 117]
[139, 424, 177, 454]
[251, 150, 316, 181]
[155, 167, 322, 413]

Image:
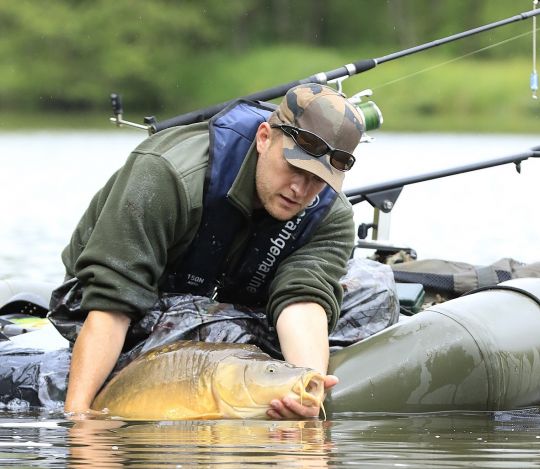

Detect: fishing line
[373, 29, 537, 91]
[531, 0, 539, 98]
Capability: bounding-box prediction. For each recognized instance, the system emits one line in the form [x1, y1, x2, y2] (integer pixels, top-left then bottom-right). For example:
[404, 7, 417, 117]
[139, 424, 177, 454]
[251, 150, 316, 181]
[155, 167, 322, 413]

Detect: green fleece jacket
[62, 122, 355, 331]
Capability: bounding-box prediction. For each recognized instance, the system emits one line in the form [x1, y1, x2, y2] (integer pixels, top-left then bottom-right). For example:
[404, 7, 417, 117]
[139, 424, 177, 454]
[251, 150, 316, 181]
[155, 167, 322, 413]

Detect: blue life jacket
[162, 100, 337, 305]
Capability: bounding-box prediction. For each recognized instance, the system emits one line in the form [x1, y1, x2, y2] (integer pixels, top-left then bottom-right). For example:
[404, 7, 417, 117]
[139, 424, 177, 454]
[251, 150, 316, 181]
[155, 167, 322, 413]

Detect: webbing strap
[474, 266, 500, 288]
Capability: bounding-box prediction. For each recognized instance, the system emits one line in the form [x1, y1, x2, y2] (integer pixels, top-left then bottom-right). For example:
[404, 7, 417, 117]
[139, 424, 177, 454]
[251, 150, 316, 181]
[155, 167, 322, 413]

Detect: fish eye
[266, 364, 278, 374]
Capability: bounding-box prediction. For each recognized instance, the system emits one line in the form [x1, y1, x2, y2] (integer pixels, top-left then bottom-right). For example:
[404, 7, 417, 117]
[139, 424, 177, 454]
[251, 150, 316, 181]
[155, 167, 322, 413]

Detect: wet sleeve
[266, 197, 355, 332]
[73, 153, 187, 320]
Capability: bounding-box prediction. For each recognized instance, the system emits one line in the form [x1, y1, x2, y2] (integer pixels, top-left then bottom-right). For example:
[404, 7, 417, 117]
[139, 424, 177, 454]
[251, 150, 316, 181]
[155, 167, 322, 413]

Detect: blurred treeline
[0, 0, 538, 131]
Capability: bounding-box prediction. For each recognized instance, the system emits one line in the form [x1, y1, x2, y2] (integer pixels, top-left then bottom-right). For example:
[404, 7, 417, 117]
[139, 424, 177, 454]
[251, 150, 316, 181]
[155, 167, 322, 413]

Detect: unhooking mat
[0, 258, 399, 409]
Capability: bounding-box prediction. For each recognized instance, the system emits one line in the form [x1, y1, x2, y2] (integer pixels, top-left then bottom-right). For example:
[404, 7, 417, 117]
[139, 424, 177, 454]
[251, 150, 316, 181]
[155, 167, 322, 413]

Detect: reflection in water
[329, 410, 540, 467]
[0, 409, 539, 467]
[68, 418, 331, 468]
[68, 419, 125, 468]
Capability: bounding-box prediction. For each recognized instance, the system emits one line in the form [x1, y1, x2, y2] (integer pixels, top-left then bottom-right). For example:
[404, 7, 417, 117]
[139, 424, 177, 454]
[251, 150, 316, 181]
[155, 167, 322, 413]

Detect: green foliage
[0, 0, 538, 132]
[0, 0, 258, 112]
[353, 54, 540, 132]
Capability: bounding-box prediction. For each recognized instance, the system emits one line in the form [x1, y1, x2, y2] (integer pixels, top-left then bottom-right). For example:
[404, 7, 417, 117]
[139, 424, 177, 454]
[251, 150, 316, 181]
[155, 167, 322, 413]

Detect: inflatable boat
[0, 276, 539, 414]
[328, 277, 540, 413]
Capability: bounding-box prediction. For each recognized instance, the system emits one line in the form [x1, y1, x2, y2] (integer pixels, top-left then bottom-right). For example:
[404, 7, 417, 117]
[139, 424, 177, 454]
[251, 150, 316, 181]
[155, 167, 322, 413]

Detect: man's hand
[267, 375, 338, 419]
[269, 302, 336, 420]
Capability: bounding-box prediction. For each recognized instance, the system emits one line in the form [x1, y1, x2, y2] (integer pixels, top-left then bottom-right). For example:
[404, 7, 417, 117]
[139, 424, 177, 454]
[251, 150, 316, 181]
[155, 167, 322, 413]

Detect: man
[50, 83, 365, 419]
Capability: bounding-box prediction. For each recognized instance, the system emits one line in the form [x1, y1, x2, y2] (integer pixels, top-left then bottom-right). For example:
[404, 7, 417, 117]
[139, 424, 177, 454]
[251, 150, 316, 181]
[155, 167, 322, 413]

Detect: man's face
[255, 123, 327, 221]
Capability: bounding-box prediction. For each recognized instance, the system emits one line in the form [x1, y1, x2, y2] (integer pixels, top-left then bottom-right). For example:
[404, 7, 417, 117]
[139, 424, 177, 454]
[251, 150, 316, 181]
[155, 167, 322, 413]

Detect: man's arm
[267, 301, 338, 419]
[266, 196, 355, 336]
[64, 310, 131, 414]
[275, 302, 330, 373]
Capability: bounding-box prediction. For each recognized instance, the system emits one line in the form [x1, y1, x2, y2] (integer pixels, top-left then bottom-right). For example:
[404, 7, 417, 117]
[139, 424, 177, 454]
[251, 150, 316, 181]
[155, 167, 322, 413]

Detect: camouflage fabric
[268, 83, 365, 191]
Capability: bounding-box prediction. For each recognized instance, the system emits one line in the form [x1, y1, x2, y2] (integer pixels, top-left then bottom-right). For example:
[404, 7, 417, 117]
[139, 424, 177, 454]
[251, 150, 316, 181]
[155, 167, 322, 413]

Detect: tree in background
[0, 0, 532, 118]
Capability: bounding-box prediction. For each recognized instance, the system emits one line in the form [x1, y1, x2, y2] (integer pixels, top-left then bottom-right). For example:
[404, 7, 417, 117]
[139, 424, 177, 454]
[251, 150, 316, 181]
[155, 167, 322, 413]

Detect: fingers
[324, 375, 339, 390]
[267, 397, 320, 420]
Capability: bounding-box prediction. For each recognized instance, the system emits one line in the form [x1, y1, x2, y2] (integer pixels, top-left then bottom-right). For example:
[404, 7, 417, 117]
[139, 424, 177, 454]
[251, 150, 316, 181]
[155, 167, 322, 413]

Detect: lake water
[1, 131, 540, 467]
[0, 407, 538, 467]
[1, 131, 539, 283]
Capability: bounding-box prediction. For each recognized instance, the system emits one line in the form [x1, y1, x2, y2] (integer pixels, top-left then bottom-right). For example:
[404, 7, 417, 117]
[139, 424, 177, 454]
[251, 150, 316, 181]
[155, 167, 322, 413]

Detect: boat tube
[0, 278, 56, 315]
[326, 278, 540, 414]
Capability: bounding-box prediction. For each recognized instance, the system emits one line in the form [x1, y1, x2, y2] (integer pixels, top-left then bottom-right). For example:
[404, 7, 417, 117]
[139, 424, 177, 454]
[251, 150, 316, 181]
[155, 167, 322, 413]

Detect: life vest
[161, 100, 337, 305]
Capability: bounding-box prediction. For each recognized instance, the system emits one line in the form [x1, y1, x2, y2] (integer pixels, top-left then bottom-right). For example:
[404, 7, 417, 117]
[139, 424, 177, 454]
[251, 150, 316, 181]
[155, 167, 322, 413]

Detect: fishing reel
[349, 89, 383, 143]
[328, 77, 383, 143]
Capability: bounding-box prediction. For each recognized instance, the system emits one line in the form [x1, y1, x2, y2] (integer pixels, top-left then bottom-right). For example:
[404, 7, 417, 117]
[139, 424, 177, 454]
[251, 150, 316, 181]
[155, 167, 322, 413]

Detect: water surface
[1, 131, 538, 282]
[0, 408, 540, 467]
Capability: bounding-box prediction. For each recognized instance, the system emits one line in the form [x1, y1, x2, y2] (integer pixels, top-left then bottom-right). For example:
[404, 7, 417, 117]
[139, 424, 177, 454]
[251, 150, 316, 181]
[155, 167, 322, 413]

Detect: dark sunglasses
[271, 124, 356, 172]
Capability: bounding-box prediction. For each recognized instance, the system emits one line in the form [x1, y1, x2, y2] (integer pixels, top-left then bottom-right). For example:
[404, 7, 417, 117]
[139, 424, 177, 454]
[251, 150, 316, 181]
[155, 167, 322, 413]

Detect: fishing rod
[345, 146, 540, 210]
[110, 7, 540, 134]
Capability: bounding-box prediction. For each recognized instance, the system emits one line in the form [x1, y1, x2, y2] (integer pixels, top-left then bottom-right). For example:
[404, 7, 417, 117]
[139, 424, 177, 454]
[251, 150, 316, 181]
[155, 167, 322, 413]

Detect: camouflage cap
[268, 83, 365, 192]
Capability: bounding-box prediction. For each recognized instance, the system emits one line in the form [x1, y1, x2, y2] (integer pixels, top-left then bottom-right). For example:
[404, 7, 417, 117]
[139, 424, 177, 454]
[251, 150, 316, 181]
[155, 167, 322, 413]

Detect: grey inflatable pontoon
[326, 278, 540, 413]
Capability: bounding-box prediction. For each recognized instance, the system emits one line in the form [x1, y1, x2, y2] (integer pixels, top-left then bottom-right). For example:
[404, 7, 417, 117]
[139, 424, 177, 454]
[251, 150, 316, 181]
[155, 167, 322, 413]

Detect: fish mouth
[292, 371, 325, 407]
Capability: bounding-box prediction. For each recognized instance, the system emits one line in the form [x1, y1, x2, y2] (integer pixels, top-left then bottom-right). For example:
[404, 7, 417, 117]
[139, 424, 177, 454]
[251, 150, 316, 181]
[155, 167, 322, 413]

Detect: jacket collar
[227, 141, 259, 218]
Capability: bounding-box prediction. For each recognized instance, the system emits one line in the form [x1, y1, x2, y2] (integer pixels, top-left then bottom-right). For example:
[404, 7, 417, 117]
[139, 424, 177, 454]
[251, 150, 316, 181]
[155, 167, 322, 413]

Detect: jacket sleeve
[71, 153, 188, 320]
[265, 195, 355, 332]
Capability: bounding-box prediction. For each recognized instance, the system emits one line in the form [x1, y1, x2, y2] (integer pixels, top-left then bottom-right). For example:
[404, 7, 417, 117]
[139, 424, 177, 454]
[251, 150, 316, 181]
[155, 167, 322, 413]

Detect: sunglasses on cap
[271, 124, 356, 172]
